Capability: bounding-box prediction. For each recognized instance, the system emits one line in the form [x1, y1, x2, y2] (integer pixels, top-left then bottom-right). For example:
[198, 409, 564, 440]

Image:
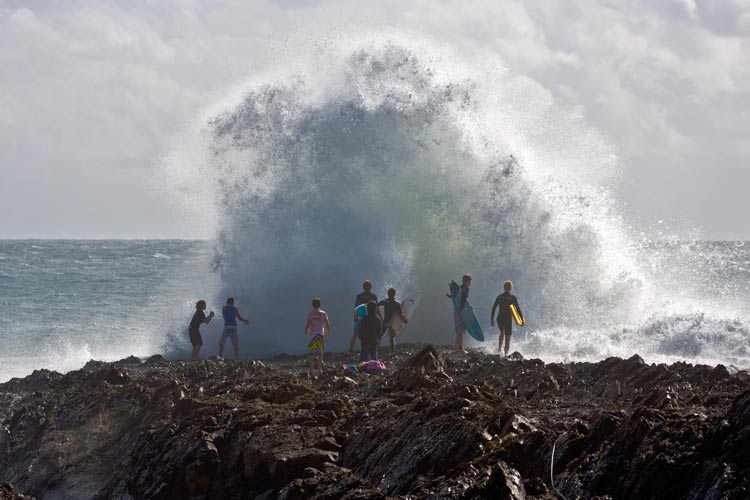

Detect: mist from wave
[164, 35, 698, 361]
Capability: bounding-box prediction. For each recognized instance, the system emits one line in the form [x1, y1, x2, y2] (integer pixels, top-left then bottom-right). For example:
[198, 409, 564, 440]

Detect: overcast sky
[1, 0, 749, 239]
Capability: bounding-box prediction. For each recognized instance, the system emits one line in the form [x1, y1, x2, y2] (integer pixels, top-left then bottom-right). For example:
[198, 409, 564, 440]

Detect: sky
[1, 0, 749, 240]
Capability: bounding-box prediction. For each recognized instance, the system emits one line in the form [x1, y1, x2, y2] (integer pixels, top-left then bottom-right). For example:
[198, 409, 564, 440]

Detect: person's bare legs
[233, 341, 239, 360]
[192, 345, 201, 361]
[218, 342, 225, 358]
[499, 329, 511, 356]
[455, 331, 464, 351]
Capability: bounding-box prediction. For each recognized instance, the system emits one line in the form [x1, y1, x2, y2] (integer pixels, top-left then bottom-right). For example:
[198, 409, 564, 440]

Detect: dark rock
[145, 354, 168, 365]
[115, 355, 142, 365]
[1, 346, 749, 499]
[0, 483, 33, 500]
[406, 344, 444, 371]
[485, 461, 526, 499]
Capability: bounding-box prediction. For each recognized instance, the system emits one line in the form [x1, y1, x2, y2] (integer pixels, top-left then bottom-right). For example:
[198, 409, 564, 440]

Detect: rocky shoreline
[1, 344, 749, 499]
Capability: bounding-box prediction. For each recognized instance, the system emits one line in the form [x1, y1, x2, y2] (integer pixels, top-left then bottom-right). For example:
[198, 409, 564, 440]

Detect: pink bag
[358, 360, 387, 372]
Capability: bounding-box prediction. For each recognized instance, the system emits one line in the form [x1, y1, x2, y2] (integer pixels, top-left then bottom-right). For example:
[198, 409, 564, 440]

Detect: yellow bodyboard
[510, 304, 524, 326]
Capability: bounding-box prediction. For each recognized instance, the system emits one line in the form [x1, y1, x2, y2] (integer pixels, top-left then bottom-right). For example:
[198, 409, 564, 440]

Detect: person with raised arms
[219, 297, 250, 359]
[188, 300, 214, 361]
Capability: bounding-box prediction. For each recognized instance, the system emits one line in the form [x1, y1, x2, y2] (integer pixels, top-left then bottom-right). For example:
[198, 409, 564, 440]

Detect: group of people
[452, 273, 523, 355]
[187, 275, 523, 369]
[188, 297, 250, 361]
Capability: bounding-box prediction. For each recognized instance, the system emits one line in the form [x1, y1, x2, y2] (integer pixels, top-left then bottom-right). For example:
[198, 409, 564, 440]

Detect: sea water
[0, 239, 748, 382]
[0, 240, 214, 382]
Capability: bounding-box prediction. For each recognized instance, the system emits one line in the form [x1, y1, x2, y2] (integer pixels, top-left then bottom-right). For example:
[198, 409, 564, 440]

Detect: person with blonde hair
[305, 298, 331, 373]
[491, 280, 524, 356]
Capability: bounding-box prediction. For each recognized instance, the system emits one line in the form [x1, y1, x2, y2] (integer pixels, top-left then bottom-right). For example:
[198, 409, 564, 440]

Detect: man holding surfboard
[491, 280, 524, 356]
[453, 274, 472, 351]
[379, 287, 409, 355]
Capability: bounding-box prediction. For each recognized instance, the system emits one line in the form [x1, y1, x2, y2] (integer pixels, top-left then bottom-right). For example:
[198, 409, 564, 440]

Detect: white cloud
[0, 0, 749, 238]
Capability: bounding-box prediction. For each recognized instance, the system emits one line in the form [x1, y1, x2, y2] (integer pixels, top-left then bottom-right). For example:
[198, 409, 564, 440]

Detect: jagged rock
[0, 483, 33, 500]
[485, 461, 526, 499]
[115, 355, 142, 365]
[406, 344, 444, 371]
[92, 366, 130, 385]
[1, 344, 749, 499]
[145, 354, 168, 365]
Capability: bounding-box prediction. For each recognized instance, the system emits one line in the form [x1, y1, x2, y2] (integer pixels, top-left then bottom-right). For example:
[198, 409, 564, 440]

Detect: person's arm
[513, 297, 524, 321]
[398, 304, 408, 323]
[491, 298, 499, 326]
[324, 317, 331, 339]
[236, 308, 250, 324]
[304, 318, 312, 335]
[205, 311, 215, 324]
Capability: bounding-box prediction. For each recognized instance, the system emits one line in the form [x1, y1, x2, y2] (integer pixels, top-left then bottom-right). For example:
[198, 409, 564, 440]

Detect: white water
[156, 35, 749, 368]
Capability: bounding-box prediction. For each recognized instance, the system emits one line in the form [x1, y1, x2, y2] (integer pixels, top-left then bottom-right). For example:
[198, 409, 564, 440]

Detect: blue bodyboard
[449, 281, 485, 342]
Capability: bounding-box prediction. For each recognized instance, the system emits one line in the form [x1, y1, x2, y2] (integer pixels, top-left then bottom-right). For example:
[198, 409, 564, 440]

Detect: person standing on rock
[491, 280, 523, 356]
[348, 280, 378, 353]
[305, 298, 331, 373]
[454, 274, 472, 351]
[379, 287, 408, 355]
[219, 297, 250, 359]
[358, 301, 382, 362]
[189, 300, 215, 361]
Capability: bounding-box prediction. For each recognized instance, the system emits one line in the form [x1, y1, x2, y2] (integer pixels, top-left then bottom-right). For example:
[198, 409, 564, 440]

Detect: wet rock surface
[1, 344, 749, 499]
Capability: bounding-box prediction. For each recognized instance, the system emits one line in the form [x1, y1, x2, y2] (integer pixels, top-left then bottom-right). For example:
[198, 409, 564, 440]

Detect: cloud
[1, 0, 749, 238]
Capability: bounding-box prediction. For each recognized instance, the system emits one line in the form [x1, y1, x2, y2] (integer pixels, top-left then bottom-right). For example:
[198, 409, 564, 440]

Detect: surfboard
[379, 291, 422, 338]
[510, 304, 524, 326]
[449, 281, 485, 342]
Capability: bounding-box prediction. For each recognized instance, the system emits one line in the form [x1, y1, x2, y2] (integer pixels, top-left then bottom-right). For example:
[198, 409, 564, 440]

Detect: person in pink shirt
[305, 298, 331, 373]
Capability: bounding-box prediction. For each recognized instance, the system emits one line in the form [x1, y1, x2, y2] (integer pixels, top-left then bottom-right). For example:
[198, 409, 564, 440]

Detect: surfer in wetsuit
[358, 301, 382, 362]
[348, 280, 378, 353]
[491, 280, 523, 356]
[188, 300, 215, 361]
[379, 288, 408, 355]
[305, 298, 331, 373]
[454, 274, 472, 351]
[219, 297, 250, 360]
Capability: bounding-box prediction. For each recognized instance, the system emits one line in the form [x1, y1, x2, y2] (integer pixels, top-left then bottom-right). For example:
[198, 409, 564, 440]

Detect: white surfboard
[379, 291, 422, 337]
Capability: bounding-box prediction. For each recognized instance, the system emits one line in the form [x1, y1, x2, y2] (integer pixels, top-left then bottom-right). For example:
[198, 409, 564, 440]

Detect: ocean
[0, 240, 214, 382]
[1, 239, 748, 383]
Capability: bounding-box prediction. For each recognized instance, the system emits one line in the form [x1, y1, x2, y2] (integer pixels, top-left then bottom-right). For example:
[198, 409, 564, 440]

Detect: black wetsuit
[378, 298, 403, 333]
[492, 292, 522, 335]
[189, 310, 207, 346]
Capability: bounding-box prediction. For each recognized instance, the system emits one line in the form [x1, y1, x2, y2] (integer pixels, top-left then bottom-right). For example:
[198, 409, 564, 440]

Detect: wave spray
[165, 36, 749, 366]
